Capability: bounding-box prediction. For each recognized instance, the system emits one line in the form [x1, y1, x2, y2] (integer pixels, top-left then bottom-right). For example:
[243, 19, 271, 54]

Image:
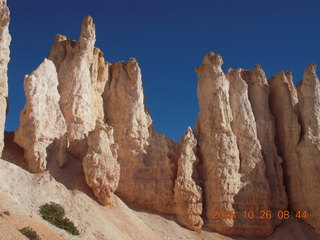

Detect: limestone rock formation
[269, 70, 301, 210]
[48, 16, 108, 160]
[83, 120, 120, 206]
[241, 66, 288, 211]
[174, 127, 203, 230]
[195, 53, 243, 235]
[227, 68, 273, 235]
[14, 59, 67, 173]
[103, 58, 178, 214]
[0, 0, 10, 156]
[295, 64, 320, 234]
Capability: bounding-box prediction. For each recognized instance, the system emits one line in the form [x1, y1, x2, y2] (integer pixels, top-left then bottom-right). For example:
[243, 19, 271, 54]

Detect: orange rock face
[11, 15, 320, 238]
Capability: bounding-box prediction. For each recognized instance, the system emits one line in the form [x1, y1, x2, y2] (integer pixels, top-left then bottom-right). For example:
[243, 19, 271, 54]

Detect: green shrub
[19, 227, 41, 240]
[39, 202, 79, 235]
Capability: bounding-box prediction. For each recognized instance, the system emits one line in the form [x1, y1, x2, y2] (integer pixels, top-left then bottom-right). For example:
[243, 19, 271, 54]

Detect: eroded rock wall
[83, 120, 120, 206]
[103, 59, 178, 214]
[174, 127, 203, 230]
[0, 0, 10, 156]
[14, 59, 67, 172]
[195, 53, 242, 235]
[241, 66, 288, 211]
[48, 16, 108, 160]
[295, 64, 320, 234]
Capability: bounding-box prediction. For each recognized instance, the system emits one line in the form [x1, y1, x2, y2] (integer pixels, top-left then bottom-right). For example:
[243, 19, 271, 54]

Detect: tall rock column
[296, 64, 320, 234]
[241, 66, 288, 211]
[195, 53, 243, 235]
[14, 59, 67, 172]
[103, 58, 178, 214]
[269, 70, 301, 211]
[83, 120, 120, 206]
[174, 127, 203, 231]
[48, 16, 108, 160]
[227, 68, 273, 235]
[0, 0, 10, 156]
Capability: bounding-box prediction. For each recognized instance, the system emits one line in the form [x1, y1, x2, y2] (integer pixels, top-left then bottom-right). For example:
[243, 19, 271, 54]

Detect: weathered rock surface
[241, 66, 288, 211]
[48, 16, 108, 160]
[195, 53, 243, 235]
[14, 59, 67, 173]
[227, 68, 273, 235]
[11, 14, 320, 239]
[174, 127, 202, 230]
[0, 0, 10, 156]
[103, 59, 178, 214]
[269, 70, 301, 211]
[83, 120, 120, 206]
[295, 64, 320, 234]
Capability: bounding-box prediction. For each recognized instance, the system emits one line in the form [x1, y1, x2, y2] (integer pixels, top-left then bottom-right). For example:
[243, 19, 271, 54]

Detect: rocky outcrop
[227, 68, 273, 235]
[48, 16, 108, 160]
[195, 53, 282, 237]
[103, 59, 178, 214]
[269, 70, 301, 209]
[195, 53, 242, 235]
[174, 127, 202, 230]
[0, 0, 10, 156]
[83, 120, 120, 206]
[295, 64, 320, 234]
[241, 66, 288, 211]
[11, 14, 320, 238]
[14, 59, 67, 173]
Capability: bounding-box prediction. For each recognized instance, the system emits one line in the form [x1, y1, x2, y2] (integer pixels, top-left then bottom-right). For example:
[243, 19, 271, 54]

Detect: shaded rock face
[195, 53, 242, 235]
[14, 59, 67, 173]
[83, 120, 120, 206]
[174, 127, 203, 230]
[103, 59, 178, 214]
[0, 0, 10, 156]
[241, 66, 288, 211]
[195, 53, 286, 237]
[269, 70, 301, 209]
[295, 64, 320, 234]
[48, 16, 108, 160]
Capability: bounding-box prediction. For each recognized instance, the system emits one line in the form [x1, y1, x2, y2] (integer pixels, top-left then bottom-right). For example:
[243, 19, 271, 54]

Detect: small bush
[19, 227, 41, 240]
[39, 202, 79, 235]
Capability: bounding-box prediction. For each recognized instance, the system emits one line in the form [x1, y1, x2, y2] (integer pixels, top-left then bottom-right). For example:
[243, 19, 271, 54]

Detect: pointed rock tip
[183, 127, 196, 143]
[55, 34, 67, 42]
[80, 15, 96, 42]
[202, 52, 223, 67]
[305, 63, 317, 74]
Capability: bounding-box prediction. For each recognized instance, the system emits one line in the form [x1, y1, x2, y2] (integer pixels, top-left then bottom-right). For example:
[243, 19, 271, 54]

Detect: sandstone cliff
[9, 15, 320, 239]
[14, 59, 67, 173]
[0, 0, 10, 156]
[48, 16, 108, 160]
[296, 64, 320, 234]
[174, 127, 203, 230]
[83, 120, 120, 206]
[103, 58, 178, 214]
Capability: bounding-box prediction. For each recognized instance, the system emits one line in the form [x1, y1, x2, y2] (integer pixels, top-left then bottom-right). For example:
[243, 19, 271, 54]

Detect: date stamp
[210, 210, 307, 220]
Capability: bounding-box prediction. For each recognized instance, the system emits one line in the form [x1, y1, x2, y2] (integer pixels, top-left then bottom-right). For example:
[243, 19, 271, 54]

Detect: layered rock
[269, 70, 301, 210]
[241, 66, 288, 211]
[48, 16, 108, 160]
[14, 59, 67, 173]
[295, 64, 320, 234]
[195, 53, 243, 235]
[174, 127, 203, 230]
[83, 120, 120, 206]
[0, 0, 10, 156]
[103, 59, 178, 214]
[227, 68, 273, 235]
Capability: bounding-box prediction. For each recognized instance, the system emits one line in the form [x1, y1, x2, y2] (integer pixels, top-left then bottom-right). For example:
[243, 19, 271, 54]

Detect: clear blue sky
[6, 0, 320, 141]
